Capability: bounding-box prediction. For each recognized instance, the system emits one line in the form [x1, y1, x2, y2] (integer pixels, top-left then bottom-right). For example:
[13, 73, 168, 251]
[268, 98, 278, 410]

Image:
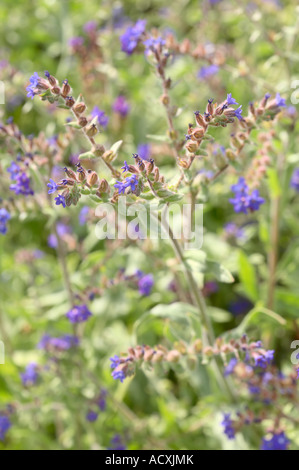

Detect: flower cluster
[0, 208, 10, 235]
[66, 304, 92, 324]
[120, 20, 146, 55]
[7, 161, 34, 196]
[38, 334, 79, 352]
[0, 415, 11, 442]
[20, 363, 39, 387]
[229, 177, 264, 214]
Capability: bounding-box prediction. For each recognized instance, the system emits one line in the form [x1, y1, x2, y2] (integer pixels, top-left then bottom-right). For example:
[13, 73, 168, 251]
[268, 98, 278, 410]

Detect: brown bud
[160, 93, 170, 106]
[46, 74, 57, 87]
[88, 171, 99, 187]
[191, 127, 204, 140]
[138, 161, 145, 172]
[154, 167, 160, 182]
[61, 80, 71, 97]
[73, 102, 86, 115]
[144, 348, 155, 361]
[51, 86, 61, 95]
[65, 96, 75, 107]
[128, 165, 139, 174]
[185, 140, 199, 153]
[78, 116, 88, 128]
[85, 123, 98, 137]
[98, 179, 110, 193]
[159, 175, 165, 183]
[194, 112, 205, 127]
[166, 350, 181, 363]
[64, 167, 77, 180]
[151, 350, 165, 363]
[179, 159, 188, 168]
[146, 159, 155, 175]
[78, 170, 86, 182]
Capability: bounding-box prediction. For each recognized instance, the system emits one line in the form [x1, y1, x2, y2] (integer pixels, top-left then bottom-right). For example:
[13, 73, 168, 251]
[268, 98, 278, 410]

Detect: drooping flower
[234, 105, 243, 120]
[197, 65, 219, 80]
[38, 334, 79, 351]
[138, 273, 154, 296]
[290, 168, 299, 191]
[0, 415, 11, 441]
[112, 370, 126, 383]
[47, 178, 58, 195]
[261, 432, 290, 450]
[114, 174, 139, 194]
[275, 93, 286, 108]
[26, 72, 41, 99]
[221, 414, 235, 439]
[86, 410, 98, 422]
[20, 363, 39, 386]
[226, 93, 238, 106]
[66, 304, 92, 324]
[120, 19, 146, 55]
[54, 194, 66, 208]
[229, 177, 264, 214]
[229, 297, 253, 316]
[91, 106, 109, 128]
[97, 389, 107, 411]
[112, 96, 130, 117]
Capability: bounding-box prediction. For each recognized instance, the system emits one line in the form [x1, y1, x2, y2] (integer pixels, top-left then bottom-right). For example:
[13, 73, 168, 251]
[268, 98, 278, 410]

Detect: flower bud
[92, 144, 105, 157]
[88, 171, 99, 187]
[160, 93, 170, 106]
[65, 96, 75, 107]
[51, 86, 61, 95]
[63, 167, 77, 180]
[138, 160, 145, 172]
[151, 350, 165, 363]
[78, 116, 88, 127]
[146, 159, 155, 175]
[98, 178, 110, 194]
[154, 167, 160, 182]
[45, 72, 57, 87]
[144, 348, 155, 361]
[193, 339, 202, 353]
[185, 140, 199, 153]
[191, 127, 204, 140]
[85, 123, 98, 137]
[61, 80, 71, 97]
[206, 98, 214, 116]
[73, 102, 86, 115]
[194, 111, 205, 127]
[166, 350, 181, 363]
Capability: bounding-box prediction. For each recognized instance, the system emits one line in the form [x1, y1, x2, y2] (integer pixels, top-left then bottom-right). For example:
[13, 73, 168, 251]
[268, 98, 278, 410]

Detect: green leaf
[238, 251, 258, 301]
[206, 260, 235, 283]
[267, 168, 282, 197]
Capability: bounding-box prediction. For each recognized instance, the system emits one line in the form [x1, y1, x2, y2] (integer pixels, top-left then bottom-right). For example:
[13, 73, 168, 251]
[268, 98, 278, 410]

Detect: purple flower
[121, 161, 130, 173]
[114, 174, 139, 194]
[54, 195, 66, 208]
[120, 19, 146, 55]
[20, 363, 39, 386]
[26, 72, 41, 99]
[112, 370, 126, 383]
[275, 93, 286, 108]
[143, 36, 165, 54]
[0, 208, 11, 235]
[254, 350, 275, 369]
[221, 414, 235, 440]
[91, 106, 109, 128]
[138, 274, 154, 296]
[234, 105, 243, 120]
[261, 432, 290, 450]
[108, 434, 127, 450]
[38, 334, 79, 351]
[47, 178, 58, 194]
[86, 410, 98, 422]
[229, 297, 253, 316]
[224, 222, 245, 240]
[229, 177, 264, 214]
[79, 206, 89, 225]
[137, 143, 151, 161]
[66, 304, 92, 324]
[7, 162, 20, 180]
[110, 355, 121, 369]
[224, 358, 238, 377]
[10, 172, 34, 196]
[197, 65, 219, 80]
[248, 384, 261, 395]
[69, 36, 84, 48]
[83, 21, 97, 34]
[112, 96, 130, 117]
[290, 168, 299, 191]
[226, 93, 238, 106]
[0, 415, 11, 441]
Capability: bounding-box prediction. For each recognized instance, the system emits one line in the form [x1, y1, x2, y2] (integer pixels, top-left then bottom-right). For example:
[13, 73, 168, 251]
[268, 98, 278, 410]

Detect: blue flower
[143, 36, 165, 54]
[38, 334, 79, 351]
[229, 177, 264, 214]
[138, 274, 154, 296]
[226, 93, 238, 106]
[7, 161, 20, 180]
[234, 105, 243, 120]
[0, 208, 11, 235]
[121, 161, 130, 173]
[224, 358, 238, 377]
[69, 36, 84, 48]
[54, 195, 66, 208]
[120, 19, 146, 55]
[0, 415, 11, 442]
[224, 222, 245, 240]
[86, 410, 98, 422]
[91, 106, 109, 128]
[290, 168, 299, 191]
[221, 414, 235, 440]
[79, 206, 89, 225]
[26, 72, 41, 99]
[261, 432, 290, 450]
[66, 304, 92, 324]
[137, 143, 151, 161]
[10, 172, 34, 196]
[108, 434, 127, 450]
[114, 174, 139, 194]
[112, 370, 126, 383]
[275, 93, 286, 108]
[197, 65, 219, 80]
[110, 355, 121, 369]
[112, 96, 130, 117]
[254, 349, 275, 369]
[47, 178, 58, 194]
[20, 363, 39, 386]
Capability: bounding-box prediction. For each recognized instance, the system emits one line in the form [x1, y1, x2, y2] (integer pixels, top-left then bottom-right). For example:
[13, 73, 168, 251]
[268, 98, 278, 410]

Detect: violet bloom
[26, 72, 41, 99]
[224, 358, 238, 377]
[137, 143, 151, 161]
[66, 304, 92, 324]
[221, 414, 235, 440]
[69, 36, 84, 49]
[120, 19, 146, 55]
[20, 363, 39, 386]
[83, 21, 97, 34]
[261, 432, 290, 450]
[86, 410, 98, 422]
[275, 93, 286, 108]
[38, 334, 79, 351]
[54, 195, 66, 208]
[226, 93, 238, 106]
[112, 370, 126, 383]
[91, 106, 109, 128]
[197, 65, 219, 80]
[0, 415, 11, 441]
[224, 222, 245, 240]
[143, 36, 165, 54]
[0, 208, 10, 235]
[108, 434, 127, 450]
[229, 297, 253, 316]
[290, 168, 299, 191]
[138, 274, 154, 296]
[112, 95, 130, 117]
[10, 172, 34, 196]
[114, 174, 139, 194]
[47, 178, 58, 194]
[229, 177, 264, 214]
[254, 350, 275, 369]
[7, 161, 20, 180]
[79, 206, 89, 225]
